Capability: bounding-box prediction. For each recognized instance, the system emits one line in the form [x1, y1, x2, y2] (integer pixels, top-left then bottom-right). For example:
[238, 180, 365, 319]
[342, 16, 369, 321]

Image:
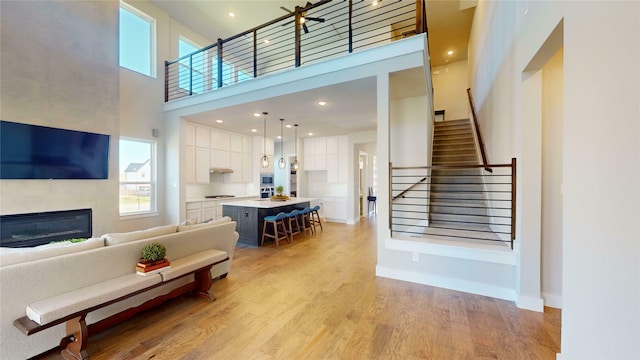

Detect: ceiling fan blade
[303, 23, 309, 34]
[280, 6, 293, 13]
[305, 17, 325, 23]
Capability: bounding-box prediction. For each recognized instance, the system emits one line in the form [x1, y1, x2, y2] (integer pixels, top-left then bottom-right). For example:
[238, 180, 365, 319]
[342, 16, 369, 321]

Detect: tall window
[119, 138, 156, 215]
[179, 38, 205, 93]
[119, 3, 156, 77]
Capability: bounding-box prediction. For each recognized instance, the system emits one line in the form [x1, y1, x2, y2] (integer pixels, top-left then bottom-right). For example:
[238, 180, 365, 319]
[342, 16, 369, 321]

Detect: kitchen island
[222, 197, 316, 246]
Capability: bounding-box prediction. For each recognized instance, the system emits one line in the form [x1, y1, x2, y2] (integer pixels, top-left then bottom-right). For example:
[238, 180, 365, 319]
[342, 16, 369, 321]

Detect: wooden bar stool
[310, 205, 323, 232]
[299, 207, 314, 237]
[286, 209, 302, 240]
[261, 212, 290, 248]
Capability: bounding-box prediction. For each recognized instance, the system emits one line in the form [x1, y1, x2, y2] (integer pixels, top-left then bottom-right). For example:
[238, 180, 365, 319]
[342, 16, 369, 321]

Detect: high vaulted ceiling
[150, 0, 475, 139]
[152, 0, 475, 67]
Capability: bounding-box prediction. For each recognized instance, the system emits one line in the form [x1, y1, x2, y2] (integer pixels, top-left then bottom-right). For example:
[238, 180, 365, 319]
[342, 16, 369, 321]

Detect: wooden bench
[14, 250, 228, 360]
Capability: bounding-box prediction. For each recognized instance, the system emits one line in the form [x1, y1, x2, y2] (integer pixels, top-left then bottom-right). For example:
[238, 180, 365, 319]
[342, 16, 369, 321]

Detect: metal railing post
[253, 30, 258, 78]
[389, 162, 393, 233]
[189, 55, 193, 96]
[217, 38, 223, 88]
[294, 6, 301, 67]
[164, 61, 169, 102]
[348, 0, 353, 53]
[511, 157, 517, 249]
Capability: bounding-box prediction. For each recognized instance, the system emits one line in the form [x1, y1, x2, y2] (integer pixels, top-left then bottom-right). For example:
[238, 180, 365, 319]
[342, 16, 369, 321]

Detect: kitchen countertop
[221, 197, 317, 209]
[186, 195, 259, 203]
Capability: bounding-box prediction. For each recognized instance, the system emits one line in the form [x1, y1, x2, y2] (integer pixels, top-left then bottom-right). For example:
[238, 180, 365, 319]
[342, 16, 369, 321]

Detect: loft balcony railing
[165, 0, 427, 102]
[389, 159, 517, 249]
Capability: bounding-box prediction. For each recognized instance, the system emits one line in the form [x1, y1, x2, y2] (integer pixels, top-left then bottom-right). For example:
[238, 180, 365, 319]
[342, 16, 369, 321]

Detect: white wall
[541, 48, 563, 308]
[469, 1, 640, 357]
[0, 1, 120, 236]
[119, 0, 213, 231]
[389, 96, 430, 167]
[432, 60, 469, 121]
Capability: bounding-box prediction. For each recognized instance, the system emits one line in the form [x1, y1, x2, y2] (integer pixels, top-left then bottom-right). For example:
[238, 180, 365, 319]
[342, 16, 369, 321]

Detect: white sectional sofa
[0, 217, 239, 360]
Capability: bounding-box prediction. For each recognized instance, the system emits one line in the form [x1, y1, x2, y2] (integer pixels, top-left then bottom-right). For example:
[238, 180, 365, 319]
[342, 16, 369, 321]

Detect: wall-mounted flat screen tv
[0, 120, 110, 179]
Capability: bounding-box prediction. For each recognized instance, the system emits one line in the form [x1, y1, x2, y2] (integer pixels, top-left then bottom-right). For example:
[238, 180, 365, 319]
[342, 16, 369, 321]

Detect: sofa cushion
[103, 225, 177, 246]
[0, 237, 104, 267]
[26, 273, 162, 325]
[160, 249, 228, 282]
[177, 216, 231, 232]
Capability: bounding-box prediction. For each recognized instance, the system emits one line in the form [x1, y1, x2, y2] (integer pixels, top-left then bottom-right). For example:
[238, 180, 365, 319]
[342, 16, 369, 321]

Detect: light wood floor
[45, 218, 561, 359]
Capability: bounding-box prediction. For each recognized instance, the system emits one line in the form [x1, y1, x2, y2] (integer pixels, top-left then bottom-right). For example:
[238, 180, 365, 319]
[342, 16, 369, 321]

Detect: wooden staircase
[429, 120, 499, 241]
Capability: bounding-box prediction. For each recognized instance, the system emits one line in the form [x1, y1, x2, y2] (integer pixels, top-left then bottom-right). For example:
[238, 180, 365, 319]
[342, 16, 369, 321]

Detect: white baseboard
[376, 265, 517, 302]
[542, 292, 562, 309]
[516, 294, 544, 312]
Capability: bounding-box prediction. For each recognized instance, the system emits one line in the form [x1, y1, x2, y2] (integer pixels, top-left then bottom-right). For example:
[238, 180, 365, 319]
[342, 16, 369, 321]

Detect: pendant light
[260, 112, 269, 168]
[278, 119, 286, 169]
[292, 124, 299, 171]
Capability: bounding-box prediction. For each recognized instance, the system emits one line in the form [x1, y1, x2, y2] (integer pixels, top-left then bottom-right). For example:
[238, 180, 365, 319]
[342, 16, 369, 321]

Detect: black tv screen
[0, 121, 110, 179]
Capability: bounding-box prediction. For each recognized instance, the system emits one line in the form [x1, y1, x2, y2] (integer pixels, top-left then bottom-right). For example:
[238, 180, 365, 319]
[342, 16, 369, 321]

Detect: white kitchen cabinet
[195, 126, 210, 148]
[304, 137, 327, 171]
[230, 134, 242, 153]
[323, 196, 347, 222]
[186, 124, 195, 146]
[210, 149, 230, 168]
[186, 201, 218, 223]
[185, 145, 195, 183]
[242, 153, 252, 182]
[186, 202, 202, 223]
[227, 152, 242, 183]
[242, 136, 252, 154]
[210, 129, 230, 151]
[314, 137, 327, 154]
[201, 201, 216, 221]
[327, 153, 338, 183]
[195, 147, 210, 183]
[327, 135, 348, 184]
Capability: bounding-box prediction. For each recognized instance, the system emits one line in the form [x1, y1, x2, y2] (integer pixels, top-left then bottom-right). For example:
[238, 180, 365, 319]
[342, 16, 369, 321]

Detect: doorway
[521, 21, 564, 309]
[358, 152, 368, 217]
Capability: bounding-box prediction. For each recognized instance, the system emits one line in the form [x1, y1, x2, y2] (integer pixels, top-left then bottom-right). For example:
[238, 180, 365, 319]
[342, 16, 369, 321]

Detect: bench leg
[194, 265, 215, 302]
[61, 315, 89, 360]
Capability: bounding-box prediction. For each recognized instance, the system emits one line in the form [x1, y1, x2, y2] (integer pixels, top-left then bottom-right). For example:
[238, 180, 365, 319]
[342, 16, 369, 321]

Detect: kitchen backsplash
[186, 181, 260, 199]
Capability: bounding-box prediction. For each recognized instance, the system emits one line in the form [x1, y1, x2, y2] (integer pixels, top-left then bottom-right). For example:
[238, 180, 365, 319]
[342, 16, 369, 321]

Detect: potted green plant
[137, 243, 170, 274]
[275, 185, 284, 196]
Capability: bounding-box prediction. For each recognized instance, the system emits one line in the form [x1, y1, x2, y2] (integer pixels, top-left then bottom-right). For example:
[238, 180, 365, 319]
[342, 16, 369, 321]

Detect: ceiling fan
[280, 2, 326, 34]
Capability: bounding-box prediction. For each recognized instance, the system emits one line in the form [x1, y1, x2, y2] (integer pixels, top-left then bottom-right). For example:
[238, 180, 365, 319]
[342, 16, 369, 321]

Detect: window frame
[119, 137, 158, 218]
[119, 2, 157, 78]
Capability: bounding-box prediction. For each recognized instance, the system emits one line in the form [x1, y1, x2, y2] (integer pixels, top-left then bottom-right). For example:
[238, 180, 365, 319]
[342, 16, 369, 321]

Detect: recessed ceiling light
[228, 12, 235, 18]
[286, 124, 292, 128]
[254, 113, 261, 117]
[308, 132, 314, 136]
[372, 1, 379, 6]
[447, 50, 454, 55]
[215, 119, 223, 123]
[251, 129, 257, 133]
[318, 101, 327, 106]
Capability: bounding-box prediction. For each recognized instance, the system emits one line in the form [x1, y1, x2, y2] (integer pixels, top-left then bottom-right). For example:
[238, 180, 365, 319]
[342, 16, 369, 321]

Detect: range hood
[209, 167, 234, 174]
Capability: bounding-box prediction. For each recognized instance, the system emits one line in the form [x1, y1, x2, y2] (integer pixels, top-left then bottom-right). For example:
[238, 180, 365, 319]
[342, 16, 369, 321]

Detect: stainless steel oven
[260, 187, 274, 198]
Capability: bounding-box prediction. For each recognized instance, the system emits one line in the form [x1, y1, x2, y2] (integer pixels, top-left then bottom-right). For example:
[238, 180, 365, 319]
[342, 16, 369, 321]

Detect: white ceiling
[150, 0, 474, 140]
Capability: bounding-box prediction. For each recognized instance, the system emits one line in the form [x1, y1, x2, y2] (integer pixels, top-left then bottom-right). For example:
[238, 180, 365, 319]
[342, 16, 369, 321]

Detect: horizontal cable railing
[165, 0, 426, 102]
[390, 159, 516, 249]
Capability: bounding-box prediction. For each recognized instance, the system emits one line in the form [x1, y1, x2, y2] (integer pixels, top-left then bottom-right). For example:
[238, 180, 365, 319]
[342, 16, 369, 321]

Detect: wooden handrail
[392, 177, 427, 200]
[466, 88, 492, 173]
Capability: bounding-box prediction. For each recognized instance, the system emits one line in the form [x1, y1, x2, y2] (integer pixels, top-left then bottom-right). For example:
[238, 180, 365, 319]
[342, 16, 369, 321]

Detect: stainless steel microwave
[260, 174, 273, 185]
